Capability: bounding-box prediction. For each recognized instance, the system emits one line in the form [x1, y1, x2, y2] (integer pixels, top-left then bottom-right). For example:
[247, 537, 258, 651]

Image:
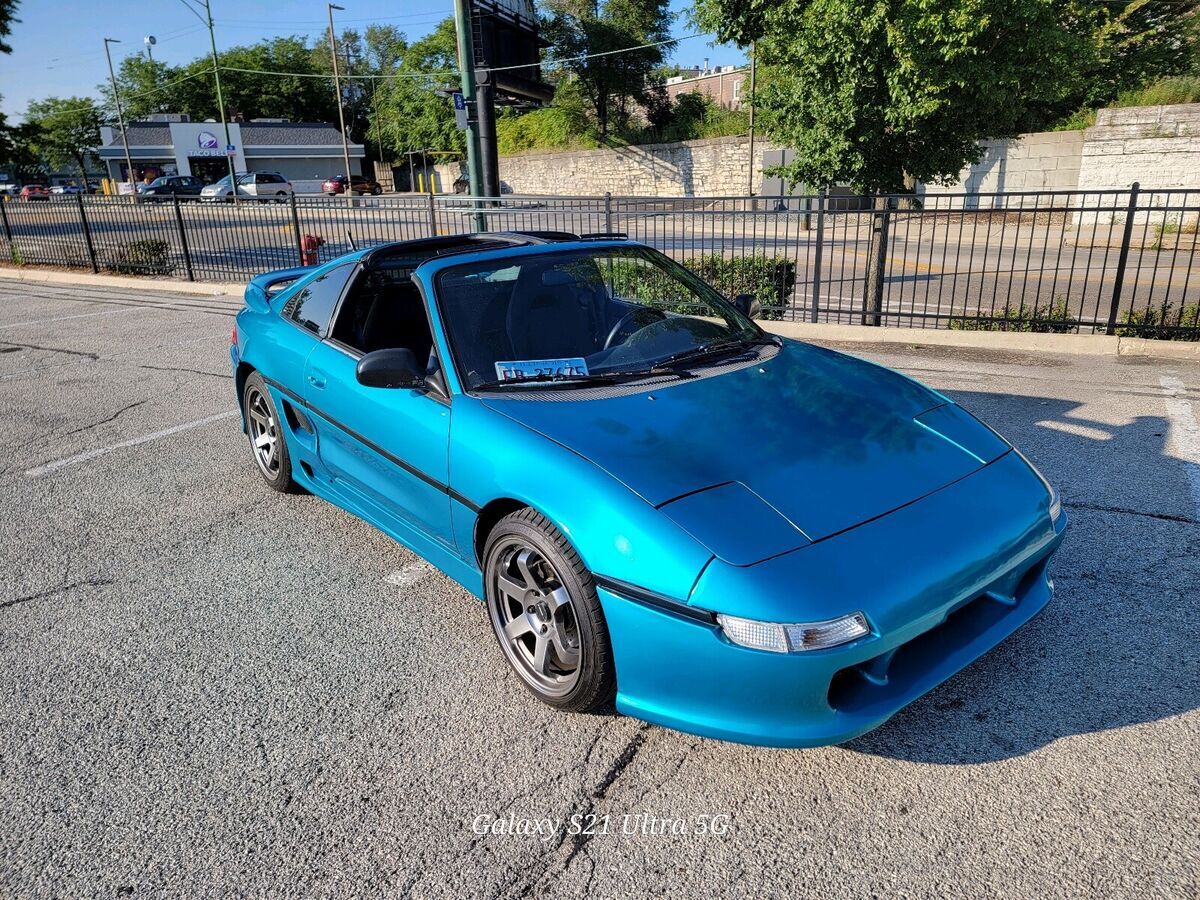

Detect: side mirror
[732, 293, 761, 320]
[356, 348, 425, 389]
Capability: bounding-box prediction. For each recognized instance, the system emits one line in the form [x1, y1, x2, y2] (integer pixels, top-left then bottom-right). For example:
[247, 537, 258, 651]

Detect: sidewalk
[2, 264, 1197, 361]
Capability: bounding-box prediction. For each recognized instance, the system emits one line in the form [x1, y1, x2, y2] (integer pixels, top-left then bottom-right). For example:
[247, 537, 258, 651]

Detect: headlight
[716, 611, 870, 653]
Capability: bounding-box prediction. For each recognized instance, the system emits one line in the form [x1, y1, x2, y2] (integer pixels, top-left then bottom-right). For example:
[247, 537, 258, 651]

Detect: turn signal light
[717, 612, 870, 653]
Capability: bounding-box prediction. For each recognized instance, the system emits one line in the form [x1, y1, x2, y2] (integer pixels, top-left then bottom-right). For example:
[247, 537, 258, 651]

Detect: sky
[0, 0, 744, 122]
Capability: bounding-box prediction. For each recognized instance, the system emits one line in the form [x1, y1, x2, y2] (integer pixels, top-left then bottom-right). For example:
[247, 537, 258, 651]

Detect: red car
[19, 184, 50, 201]
[322, 174, 383, 196]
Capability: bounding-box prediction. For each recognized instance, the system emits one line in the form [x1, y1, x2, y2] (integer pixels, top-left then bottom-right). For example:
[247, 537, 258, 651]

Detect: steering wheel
[603, 307, 667, 350]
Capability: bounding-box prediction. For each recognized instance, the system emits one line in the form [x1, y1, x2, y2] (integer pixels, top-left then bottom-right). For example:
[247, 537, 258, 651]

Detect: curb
[0, 266, 244, 297]
[761, 320, 1200, 362]
[3, 266, 1198, 362]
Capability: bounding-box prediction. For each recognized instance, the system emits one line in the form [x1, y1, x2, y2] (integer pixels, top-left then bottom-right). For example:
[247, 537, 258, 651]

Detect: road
[3, 198, 1196, 330]
[1, 279, 1198, 898]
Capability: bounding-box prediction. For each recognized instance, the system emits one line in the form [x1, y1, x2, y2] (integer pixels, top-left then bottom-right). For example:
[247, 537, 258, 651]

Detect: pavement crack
[1, 576, 114, 611]
[0, 339, 99, 359]
[1063, 500, 1198, 525]
[137, 363, 233, 380]
[64, 400, 147, 435]
[504, 723, 652, 899]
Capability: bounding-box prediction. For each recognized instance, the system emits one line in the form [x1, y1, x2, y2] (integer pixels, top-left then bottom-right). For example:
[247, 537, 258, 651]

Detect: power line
[213, 32, 711, 81]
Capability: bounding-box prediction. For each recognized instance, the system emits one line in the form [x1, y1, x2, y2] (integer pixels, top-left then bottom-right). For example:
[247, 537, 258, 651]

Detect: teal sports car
[230, 232, 1067, 747]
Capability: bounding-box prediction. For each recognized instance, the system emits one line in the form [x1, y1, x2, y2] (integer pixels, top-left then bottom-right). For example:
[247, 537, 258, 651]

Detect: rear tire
[483, 508, 615, 713]
[242, 372, 297, 493]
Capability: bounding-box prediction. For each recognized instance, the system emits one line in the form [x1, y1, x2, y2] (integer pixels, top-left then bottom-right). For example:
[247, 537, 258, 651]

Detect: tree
[542, 0, 675, 137]
[1066, 1, 1200, 117]
[371, 19, 464, 160]
[0, 0, 18, 55]
[99, 56, 176, 121]
[696, 0, 1085, 193]
[23, 97, 102, 181]
[101, 37, 339, 126]
[312, 24, 408, 154]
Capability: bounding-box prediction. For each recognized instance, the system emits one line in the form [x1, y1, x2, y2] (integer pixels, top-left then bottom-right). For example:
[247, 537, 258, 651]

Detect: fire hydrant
[300, 233, 325, 266]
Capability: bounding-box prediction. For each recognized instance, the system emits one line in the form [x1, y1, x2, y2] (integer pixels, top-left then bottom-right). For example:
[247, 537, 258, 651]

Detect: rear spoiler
[243, 265, 313, 312]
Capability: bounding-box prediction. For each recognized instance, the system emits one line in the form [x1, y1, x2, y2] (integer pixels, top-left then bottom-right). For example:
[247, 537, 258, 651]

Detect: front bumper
[600, 451, 1067, 748]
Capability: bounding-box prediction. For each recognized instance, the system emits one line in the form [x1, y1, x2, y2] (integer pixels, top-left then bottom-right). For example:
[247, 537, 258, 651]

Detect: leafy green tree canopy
[0, 0, 17, 54]
[23, 96, 102, 178]
[542, 0, 675, 137]
[696, 0, 1085, 191]
[371, 19, 464, 158]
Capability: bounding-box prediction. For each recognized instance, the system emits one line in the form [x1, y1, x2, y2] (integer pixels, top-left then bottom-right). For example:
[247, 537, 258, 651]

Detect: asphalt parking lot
[1, 277, 1197, 899]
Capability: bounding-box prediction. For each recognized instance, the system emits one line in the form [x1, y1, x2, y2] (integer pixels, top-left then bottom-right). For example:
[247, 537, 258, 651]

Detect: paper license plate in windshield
[494, 358, 589, 382]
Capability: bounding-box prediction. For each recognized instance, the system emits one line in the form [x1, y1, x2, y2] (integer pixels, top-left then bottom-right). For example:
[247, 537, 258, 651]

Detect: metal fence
[2, 184, 1198, 337]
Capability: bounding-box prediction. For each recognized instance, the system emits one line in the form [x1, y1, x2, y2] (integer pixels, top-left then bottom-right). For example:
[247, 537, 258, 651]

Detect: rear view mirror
[356, 348, 425, 389]
[732, 293, 761, 320]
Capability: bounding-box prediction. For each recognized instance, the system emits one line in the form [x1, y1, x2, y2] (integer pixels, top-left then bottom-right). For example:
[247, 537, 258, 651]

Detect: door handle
[307, 370, 327, 390]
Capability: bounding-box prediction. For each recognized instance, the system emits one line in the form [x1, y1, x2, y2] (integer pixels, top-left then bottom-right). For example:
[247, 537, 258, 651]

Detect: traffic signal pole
[452, 0, 487, 231]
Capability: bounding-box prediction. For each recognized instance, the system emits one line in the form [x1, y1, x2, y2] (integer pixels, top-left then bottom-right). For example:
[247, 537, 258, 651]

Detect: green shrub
[948, 298, 1078, 333]
[1116, 301, 1200, 341]
[1114, 76, 1200, 109]
[106, 238, 173, 276]
[608, 255, 795, 321]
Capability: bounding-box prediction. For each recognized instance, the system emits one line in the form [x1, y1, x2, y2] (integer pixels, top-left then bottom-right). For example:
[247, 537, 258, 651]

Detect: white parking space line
[1160, 375, 1200, 516]
[24, 411, 239, 478]
[0, 307, 144, 330]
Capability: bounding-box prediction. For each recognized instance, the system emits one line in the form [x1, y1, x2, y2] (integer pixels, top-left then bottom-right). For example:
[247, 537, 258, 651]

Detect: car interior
[330, 268, 440, 378]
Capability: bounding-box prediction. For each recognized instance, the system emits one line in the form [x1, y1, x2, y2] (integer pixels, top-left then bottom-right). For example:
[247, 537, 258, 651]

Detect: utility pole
[327, 4, 355, 207]
[103, 38, 138, 203]
[452, 0, 486, 230]
[746, 42, 757, 197]
[177, 0, 238, 204]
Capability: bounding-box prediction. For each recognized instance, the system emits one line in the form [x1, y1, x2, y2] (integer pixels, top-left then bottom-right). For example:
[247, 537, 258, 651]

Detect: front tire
[242, 373, 297, 493]
[483, 508, 615, 712]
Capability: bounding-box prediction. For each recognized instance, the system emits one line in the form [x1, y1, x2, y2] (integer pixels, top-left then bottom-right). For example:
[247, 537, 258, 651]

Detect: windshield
[435, 245, 764, 391]
[209, 175, 232, 188]
[148, 177, 169, 188]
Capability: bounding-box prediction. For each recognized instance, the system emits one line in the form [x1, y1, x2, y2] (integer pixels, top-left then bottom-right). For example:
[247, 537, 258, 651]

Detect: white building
[96, 115, 365, 192]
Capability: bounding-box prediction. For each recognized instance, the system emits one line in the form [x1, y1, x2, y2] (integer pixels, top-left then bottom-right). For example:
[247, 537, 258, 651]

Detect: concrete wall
[422, 103, 1200, 200]
[919, 131, 1084, 200]
[1078, 104, 1200, 193]
[496, 135, 777, 197]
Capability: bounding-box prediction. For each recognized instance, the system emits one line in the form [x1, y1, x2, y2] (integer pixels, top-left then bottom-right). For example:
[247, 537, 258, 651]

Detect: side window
[288, 264, 356, 336]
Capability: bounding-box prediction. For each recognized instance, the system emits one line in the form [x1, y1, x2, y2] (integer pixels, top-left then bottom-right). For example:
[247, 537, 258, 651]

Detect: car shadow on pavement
[841, 388, 1200, 764]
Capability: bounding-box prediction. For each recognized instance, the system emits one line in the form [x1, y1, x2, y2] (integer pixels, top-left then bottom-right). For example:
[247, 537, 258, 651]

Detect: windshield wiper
[654, 334, 778, 371]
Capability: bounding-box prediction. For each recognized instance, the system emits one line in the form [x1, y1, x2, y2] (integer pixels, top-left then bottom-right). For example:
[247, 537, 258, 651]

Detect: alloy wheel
[488, 542, 582, 697]
[246, 386, 280, 477]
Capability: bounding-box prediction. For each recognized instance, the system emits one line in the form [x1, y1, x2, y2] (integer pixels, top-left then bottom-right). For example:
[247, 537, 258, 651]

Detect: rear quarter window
[286, 263, 356, 336]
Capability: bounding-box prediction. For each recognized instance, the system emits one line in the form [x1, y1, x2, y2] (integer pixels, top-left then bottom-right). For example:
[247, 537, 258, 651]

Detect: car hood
[480, 341, 1010, 561]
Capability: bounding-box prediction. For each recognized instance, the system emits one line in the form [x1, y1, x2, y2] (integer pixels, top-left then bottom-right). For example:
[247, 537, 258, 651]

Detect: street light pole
[103, 38, 138, 202]
[747, 41, 757, 197]
[327, 4, 355, 208]
[178, 0, 238, 204]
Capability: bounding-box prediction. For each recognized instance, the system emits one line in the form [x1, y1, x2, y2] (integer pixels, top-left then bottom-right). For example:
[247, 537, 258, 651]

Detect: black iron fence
[1, 184, 1197, 338]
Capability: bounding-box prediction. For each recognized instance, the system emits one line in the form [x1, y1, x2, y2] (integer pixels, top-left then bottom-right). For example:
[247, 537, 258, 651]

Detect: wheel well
[235, 362, 255, 426]
[473, 498, 528, 567]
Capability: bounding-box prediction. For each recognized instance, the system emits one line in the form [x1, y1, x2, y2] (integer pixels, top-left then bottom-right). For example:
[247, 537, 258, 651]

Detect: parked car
[19, 184, 50, 201]
[140, 175, 206, 200]
[201, 172, 294, 202]
[230, 232, 1066, 748]
[322, 174, 383, 196]
[0, 183, 19, 197]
